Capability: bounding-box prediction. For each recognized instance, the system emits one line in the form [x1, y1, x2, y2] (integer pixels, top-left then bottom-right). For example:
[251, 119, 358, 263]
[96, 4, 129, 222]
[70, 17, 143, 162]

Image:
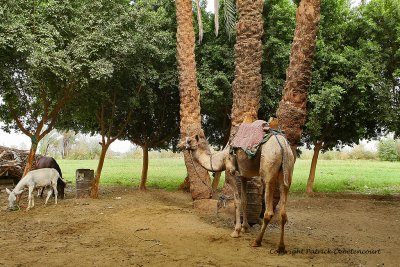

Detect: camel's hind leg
[251, 180, 276, 247]
[277, 186, 289, 254]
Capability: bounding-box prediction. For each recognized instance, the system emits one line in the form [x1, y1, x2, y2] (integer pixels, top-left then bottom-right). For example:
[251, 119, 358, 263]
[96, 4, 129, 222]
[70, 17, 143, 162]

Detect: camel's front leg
[226, 173, 242, 238]
[240, 177, 250, 233]
[231, 191, 242, 238]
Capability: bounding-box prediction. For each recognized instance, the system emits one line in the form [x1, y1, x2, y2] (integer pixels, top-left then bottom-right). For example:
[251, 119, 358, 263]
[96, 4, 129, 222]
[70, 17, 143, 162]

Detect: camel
[184, 123, 295, 252]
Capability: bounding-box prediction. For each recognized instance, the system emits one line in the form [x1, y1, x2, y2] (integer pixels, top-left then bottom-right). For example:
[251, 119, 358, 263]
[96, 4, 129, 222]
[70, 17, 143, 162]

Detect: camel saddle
[231, 119, 283, 158]
[231, 120, 267, 152]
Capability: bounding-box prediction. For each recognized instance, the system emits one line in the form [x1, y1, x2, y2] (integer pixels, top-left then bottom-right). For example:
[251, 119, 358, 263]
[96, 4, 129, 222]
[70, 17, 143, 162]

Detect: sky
[0, 123, 132, 153]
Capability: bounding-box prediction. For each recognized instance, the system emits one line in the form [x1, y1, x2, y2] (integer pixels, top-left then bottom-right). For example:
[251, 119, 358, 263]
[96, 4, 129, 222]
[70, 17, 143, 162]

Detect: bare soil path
[0, 187, 398, 267]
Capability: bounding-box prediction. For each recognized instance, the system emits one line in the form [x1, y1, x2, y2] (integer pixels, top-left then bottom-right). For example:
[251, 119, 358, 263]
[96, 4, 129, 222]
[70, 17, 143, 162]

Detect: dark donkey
[36, 156, 66, 199]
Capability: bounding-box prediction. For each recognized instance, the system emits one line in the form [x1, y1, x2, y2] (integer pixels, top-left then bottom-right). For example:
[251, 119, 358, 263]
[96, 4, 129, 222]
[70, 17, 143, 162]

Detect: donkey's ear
[14, 189, 23, 195]
[5, 188, 11, 195]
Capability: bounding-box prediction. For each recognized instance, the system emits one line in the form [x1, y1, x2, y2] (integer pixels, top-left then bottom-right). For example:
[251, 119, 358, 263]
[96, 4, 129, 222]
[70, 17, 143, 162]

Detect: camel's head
[180, 125, 208, 151]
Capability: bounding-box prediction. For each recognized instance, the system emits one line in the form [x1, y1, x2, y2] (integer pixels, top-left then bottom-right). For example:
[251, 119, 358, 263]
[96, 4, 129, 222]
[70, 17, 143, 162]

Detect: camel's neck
[191, 145, 228, 172]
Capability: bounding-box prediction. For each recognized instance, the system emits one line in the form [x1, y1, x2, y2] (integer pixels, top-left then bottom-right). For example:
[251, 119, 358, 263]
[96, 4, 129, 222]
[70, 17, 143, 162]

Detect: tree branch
[8, 106, 32, 137]
[110, 111, 132, 144]
[107, 93, 117, 143]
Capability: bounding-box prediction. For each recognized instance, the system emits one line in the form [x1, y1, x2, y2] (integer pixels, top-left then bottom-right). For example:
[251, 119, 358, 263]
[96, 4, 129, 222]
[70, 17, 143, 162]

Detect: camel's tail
[282, 141, 290, 188]
[275, 135, 292, 188]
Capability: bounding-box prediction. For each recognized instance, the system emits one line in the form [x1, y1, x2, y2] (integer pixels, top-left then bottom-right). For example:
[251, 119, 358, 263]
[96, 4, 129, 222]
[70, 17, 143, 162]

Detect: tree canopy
[0, 0, 91, 173]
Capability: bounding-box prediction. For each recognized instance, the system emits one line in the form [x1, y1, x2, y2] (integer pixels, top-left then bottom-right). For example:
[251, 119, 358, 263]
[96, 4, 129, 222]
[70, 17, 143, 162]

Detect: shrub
[378, 139, 399, 161]
[299, 149, 313, 160]
[348, 144, 377, 160]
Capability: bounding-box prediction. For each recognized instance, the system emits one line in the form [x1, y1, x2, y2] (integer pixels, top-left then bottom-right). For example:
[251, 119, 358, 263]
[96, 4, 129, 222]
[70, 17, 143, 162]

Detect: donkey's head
[5, 188, 21, 211]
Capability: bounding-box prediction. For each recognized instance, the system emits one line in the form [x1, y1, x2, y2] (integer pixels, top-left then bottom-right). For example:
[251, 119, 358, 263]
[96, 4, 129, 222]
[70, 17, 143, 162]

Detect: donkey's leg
[251, 180, 275, 247]
[27, 187, 33, 210]
[240, 177, 251, 233]
[53, 184, 58, 205]
[31, 189, 35, 208]
[45, 189, 52, 205]
[277, 186, 289, 254]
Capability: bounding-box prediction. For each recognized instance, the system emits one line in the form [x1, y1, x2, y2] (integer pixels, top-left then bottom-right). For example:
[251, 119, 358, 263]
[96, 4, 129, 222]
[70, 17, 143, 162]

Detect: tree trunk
[176, 0, 212, 200]
[183, 150, 212, 199]
[23, 141, 38, 177]
[178, 175, 190, 192]
[90, 144, 109, 199]
[139, 144, 149, 191]
[223, 0, 264, 197]
[231, 0, 264, 128]
[276, 0, 321, 148]
[306, 140, 322, 194]
[62, 139, 68, 159]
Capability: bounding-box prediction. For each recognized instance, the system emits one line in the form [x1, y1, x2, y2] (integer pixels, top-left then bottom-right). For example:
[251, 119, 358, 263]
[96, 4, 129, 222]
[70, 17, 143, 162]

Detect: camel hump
[268, 117, 279, 129]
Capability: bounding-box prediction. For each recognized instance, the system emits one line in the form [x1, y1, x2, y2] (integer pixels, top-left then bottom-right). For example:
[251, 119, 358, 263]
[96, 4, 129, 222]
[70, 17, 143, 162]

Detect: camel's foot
[277, 245, 286, 255]
[250, 239, 261, 247]
[230, 230, 240, 238]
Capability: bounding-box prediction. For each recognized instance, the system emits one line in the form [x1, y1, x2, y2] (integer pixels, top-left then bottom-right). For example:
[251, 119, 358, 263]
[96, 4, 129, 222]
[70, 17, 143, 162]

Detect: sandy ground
[0, 186, 399, 267]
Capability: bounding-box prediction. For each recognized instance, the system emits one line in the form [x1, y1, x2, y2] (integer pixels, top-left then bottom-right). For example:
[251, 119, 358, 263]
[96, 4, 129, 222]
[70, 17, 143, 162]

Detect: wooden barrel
[76, 169, 94, 198]
[237, 176, 264, 225]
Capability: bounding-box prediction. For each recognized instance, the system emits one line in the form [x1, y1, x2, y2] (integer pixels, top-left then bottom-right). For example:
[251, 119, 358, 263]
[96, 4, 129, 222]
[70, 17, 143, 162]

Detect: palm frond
[195, 0, 204, 44]
[223, 0, 236, 39]
[214, 0, 219, 36]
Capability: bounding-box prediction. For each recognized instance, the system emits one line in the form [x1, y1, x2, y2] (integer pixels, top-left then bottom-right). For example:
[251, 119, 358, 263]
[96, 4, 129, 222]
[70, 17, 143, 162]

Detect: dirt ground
[0, 186, 399, 267]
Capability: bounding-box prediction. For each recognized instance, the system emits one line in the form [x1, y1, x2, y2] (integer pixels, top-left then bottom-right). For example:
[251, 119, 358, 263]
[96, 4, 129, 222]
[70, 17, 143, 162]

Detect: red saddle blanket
[231, 120, 267, 151]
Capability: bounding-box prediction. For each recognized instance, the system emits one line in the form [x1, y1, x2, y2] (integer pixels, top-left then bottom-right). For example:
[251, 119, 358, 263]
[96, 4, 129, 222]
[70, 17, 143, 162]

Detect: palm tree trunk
[223, 0, 264, 198]
[231, 0, 264, 129]
[139, 144, 149, 191]
[176, 0, 212, 200]
[276, 0, 321, 148]
[306, 140, 322, 194]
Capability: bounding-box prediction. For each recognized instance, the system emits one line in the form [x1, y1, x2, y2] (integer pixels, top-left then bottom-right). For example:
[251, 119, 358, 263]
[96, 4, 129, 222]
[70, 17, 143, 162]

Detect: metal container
[76, 169, 94, 198]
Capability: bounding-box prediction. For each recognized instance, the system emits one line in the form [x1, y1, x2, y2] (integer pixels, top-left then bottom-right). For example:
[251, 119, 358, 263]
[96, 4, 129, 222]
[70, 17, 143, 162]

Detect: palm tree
[231, 0, 264, 128]
[217, 0, 264, 207]
[176, 0, 212, 200]
[277, 0, 321, 148]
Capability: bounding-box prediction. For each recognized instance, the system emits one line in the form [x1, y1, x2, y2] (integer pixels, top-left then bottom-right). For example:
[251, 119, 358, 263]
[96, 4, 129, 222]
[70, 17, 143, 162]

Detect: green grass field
[58, 158, 400, 194]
